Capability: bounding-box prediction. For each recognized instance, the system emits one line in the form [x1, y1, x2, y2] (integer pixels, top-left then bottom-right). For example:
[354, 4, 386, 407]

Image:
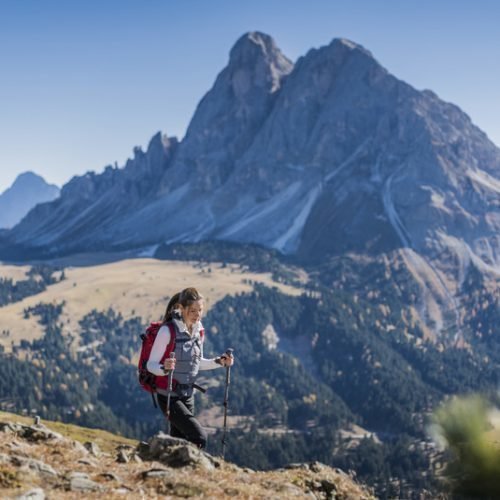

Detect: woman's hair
[178, 287, 203, 308]
[161, 287, 203, 323]
[162, 292, 181, 323]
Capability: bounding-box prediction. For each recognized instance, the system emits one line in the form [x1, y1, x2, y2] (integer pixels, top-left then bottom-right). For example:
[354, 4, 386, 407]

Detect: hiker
[146, 287, 234, 448]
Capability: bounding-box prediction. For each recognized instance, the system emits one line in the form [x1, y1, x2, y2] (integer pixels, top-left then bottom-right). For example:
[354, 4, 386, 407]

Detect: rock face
[161, 31, 293, 192]
[0, 172, 59, 229]
[2, 32, 499, 335]
[0, 415, 374, 499]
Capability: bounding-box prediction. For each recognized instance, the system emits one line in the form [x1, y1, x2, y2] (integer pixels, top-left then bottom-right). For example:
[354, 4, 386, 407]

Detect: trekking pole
[221, 348, 234, 460]
[165, 352, 176, 430]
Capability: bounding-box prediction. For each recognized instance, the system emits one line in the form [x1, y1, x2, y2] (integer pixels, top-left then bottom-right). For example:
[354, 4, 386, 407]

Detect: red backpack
[138, 322, 176, 402]
[138, 320, 206, 406]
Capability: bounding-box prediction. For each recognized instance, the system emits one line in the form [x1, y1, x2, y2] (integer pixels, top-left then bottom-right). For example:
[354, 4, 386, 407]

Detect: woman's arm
[199, 336, 222, 370]
[197, 326, 222, 370]
[198, 331, 232, 370]
[199, 356, 222, 370]
[146, 325, 171, 376]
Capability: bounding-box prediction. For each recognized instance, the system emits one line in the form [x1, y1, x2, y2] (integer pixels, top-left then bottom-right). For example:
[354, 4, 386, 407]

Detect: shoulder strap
[166, 322, 176, 354]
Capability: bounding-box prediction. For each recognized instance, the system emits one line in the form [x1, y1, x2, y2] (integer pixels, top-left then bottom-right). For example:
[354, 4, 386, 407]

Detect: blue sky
[0, 0, 499, 192]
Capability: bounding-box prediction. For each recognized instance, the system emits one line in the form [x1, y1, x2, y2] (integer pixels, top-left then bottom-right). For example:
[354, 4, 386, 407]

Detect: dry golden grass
[0, 258, 303, 351]
[0, 264, 32, 282]
[0, 410, 135, 453]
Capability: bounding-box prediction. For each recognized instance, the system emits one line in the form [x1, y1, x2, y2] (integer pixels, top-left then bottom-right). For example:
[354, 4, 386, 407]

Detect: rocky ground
[0, 413, 374, 499]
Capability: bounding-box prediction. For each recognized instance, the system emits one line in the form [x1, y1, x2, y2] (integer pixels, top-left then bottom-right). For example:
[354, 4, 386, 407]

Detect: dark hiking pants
[158, 394, 207, 449]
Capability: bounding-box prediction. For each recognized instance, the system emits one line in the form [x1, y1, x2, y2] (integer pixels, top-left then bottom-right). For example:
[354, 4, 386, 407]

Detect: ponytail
[162, 292, 181, 324]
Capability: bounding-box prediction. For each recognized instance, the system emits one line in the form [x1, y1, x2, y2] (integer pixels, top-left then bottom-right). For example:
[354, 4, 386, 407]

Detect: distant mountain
[2, 32, 499, 337]
[0, 172, 59, 229]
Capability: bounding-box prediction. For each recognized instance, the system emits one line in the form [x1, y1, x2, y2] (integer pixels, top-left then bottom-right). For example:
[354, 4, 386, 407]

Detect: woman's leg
[169, 424, 184, 439]
[157, 394, 182, 437]
[157, 394, 207, 448]
[169, 396, 207, 448]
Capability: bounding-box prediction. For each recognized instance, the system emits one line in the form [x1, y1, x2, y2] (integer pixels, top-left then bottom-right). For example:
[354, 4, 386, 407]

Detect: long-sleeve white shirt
[146, 320, 220, 376]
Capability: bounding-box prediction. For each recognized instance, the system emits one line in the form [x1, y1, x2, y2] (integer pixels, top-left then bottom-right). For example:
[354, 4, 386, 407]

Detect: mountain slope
[0, 257, 303, 351]
[0, 412, 374, 499]
[0, 264, 439, 496]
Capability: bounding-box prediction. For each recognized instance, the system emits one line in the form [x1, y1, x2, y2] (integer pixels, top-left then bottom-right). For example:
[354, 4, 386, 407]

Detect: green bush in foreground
[432, 394, 500, 498]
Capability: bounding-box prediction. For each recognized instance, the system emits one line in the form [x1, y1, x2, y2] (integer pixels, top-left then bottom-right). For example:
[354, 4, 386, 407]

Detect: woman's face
[181, 299, 204, 327]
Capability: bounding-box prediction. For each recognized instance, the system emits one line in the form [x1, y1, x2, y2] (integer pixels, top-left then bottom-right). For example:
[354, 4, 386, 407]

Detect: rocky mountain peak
[329, 37, 374, 56]
[0, 172, 59, 229]
[160, 32, 293, 191]
[10, 171, 46, 189]
[294, 36, 383, 88]
[230, 31, 276, 58]
[228, 31, 293, 93]
[145, 131, 177, 157]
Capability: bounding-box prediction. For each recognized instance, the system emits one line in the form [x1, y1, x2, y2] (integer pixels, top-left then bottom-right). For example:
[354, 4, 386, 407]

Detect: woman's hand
[219, 352, 234, 367]
[162, 358, 176, 372]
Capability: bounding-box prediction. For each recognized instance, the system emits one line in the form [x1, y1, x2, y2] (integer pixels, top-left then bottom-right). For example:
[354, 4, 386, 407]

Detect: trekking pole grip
[225, 348, 234, 385]
[168, 352, 176, 380]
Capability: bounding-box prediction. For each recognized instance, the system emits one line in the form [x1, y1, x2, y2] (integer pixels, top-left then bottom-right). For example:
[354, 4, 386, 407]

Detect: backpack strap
[147, 323, 177, 408]
[166, 322, 176, 353]
[159, 322, 177, 392]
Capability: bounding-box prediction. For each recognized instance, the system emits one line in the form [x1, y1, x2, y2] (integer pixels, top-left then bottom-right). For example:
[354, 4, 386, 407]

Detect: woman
[147, 287, 233, 448]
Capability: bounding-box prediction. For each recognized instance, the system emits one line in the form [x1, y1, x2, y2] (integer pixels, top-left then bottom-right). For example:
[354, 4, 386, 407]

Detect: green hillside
[0, 243, 498, 498]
